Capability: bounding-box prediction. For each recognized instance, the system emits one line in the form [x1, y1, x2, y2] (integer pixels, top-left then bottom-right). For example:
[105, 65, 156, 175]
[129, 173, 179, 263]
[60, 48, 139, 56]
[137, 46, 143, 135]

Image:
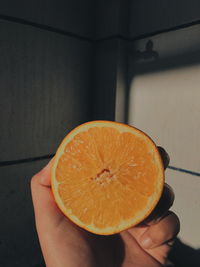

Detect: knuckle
[30, 173, 39, 188]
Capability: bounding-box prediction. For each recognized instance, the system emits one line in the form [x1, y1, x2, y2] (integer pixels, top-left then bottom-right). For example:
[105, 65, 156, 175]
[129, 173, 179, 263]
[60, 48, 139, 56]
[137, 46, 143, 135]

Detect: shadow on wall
[127, 38, 200, 266]
[169, 238, 200, 267]
[129, 39, 200, 76]
[124, 37, 196, 123]
[133, 40, 159, 63]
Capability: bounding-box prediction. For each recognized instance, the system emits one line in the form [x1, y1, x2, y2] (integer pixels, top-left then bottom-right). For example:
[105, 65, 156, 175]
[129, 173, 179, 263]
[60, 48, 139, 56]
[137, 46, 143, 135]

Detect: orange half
[51, 121, 164, 235]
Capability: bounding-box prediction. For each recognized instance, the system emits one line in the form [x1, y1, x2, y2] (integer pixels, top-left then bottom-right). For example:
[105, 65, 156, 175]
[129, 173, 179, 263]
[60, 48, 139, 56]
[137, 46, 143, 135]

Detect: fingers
[127, 210, 180, 264]
[143, 183, 175, 225]
[120, 231, 163, 267]
[139, 211, 180, 249]
[157, 146, 170, 170]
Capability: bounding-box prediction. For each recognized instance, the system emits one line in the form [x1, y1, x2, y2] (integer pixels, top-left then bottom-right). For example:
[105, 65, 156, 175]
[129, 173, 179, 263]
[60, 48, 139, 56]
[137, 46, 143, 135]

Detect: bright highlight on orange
[51, 121, 164, 235]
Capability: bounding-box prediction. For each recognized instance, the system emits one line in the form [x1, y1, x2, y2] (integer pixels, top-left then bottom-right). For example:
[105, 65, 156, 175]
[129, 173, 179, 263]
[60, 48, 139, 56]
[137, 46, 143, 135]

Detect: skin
[31, 147, 180, 267]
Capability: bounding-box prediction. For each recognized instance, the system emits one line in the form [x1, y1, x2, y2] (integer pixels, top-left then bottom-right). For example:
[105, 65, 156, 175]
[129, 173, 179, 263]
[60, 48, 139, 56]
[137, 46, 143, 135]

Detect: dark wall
[94, 0, 200, 39]
[0, 0, 93, 37]
[129, 0, 200, 38]
[0, 20, 93, 162]
[1, 160, 49, 267]
[0, 2, 93, 266]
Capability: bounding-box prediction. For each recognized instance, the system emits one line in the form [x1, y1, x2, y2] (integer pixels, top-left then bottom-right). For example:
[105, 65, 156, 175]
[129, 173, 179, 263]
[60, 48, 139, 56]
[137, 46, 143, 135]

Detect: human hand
[31, 147, 180, 267]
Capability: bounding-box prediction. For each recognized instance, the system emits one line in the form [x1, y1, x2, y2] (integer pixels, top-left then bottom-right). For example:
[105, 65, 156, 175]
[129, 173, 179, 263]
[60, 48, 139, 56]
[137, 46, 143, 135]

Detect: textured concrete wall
[0, 0, 93, 37]
[129, 0, 200, 38]
[128, 26, 200, 251]
[0, 1, 93, 266]
[0, 20, 93, 162]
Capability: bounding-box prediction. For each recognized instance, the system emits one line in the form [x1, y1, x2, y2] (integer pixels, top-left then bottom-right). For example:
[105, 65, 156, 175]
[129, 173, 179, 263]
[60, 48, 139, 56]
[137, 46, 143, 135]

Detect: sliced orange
[51, 120, 164, 235]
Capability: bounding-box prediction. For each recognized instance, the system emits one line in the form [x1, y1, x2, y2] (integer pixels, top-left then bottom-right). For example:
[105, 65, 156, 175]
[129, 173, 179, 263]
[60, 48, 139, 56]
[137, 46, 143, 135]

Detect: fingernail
[140, 237, 153, 249]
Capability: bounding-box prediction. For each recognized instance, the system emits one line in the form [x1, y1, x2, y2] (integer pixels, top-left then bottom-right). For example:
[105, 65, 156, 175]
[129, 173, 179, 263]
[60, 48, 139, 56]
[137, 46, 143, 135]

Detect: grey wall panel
[0, 0, 93, 37]
[115, 40, 128, 123]
[0, 20, 93, 161]
[92, 39, 119, 120]
[129, 0, 200, 38]
[95, 0, 121, 39]
[0, 160, 49, 267]
[94, 0, 129, 39]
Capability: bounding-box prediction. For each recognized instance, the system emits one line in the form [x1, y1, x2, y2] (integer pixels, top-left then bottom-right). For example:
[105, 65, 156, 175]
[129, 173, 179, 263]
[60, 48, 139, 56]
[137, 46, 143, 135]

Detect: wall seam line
[0, 154, 55, 166]
[168, 166, 200, 177]
[0, 14, 92, 42]
[1, 14, 200, 43]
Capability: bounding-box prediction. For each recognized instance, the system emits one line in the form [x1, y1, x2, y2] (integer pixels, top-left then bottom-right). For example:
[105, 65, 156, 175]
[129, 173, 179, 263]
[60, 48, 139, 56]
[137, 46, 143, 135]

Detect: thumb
[30, 158, 63, 229]
[37, 157, 54, 186]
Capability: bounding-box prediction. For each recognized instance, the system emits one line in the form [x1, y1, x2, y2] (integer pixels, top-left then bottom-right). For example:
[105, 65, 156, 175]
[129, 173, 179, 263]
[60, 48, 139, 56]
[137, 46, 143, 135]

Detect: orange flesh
[53, 124, 163, 233]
